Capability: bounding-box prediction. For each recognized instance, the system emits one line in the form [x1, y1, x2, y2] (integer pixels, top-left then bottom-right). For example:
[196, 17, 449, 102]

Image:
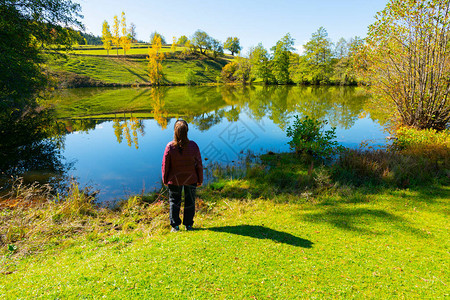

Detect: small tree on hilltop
[150, 31, 166, 45]
[191, 30, 212, 54]
[224, 37, 242, 56]
[129, 22, 137, 43]
[177, 35, 188, 46]
[359, 0, 450, 130]
[210, 38, 224, 59]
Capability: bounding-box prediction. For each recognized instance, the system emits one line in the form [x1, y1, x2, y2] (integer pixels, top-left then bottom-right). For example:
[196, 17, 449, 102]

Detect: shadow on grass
[300, 207, 430, 237]
[204, 225, 313, 248]
[122, 66, 148, 82]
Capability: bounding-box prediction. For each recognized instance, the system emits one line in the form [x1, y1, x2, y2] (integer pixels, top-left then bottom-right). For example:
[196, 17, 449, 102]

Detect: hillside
[45, 45, 232, 87]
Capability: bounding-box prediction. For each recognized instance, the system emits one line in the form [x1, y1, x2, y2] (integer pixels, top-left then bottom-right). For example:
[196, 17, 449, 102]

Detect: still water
[3, 86, 388, 202]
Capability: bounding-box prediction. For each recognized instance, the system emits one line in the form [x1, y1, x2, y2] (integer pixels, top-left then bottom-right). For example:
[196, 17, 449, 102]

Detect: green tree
[191, 30, 212, 54]
[249, 43, 273, 84]
[333, 37, 363, 85]
[101, 21, 112, 55]
[210, 38, 223, 59]
[271, 33, 295, 84]
[224, 37, 242, 56]
[0, 0, 82, 111]
[177, 35, 188, 46]
[302, 27, 333, 84]
[150, 31, 166, 45]
[129, 22, 137, 42]
[360, 0, 450, 129]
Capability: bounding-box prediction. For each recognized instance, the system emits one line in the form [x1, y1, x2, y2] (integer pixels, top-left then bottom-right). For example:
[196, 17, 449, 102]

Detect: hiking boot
[171, 226, 180, 232]
[185, 225, 194, 231]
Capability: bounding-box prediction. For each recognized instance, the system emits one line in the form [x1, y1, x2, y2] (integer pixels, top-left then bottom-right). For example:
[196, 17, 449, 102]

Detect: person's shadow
[204, 225, 313, 248]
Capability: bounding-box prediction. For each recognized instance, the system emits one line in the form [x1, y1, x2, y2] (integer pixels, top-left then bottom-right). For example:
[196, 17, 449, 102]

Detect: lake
[1, 85, 388, 202]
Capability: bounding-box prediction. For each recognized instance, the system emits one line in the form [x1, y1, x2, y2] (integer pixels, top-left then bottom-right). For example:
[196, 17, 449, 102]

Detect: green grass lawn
[1, 188, 448, 298]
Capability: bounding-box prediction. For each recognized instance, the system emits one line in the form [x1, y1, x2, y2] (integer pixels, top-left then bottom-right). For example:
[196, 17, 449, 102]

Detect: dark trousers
[168, 184, 196, 227]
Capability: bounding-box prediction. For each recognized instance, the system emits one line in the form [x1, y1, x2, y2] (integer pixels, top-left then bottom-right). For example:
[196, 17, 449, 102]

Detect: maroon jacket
[162, 140, 203, 186]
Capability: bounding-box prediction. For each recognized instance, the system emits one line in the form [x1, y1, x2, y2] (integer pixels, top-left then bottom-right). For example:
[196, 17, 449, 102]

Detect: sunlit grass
[0, 150, 448, 298]
[45, 53, 228, 86]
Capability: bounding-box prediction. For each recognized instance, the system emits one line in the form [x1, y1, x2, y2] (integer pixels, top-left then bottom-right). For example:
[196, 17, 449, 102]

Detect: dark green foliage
[150, 31, 166, 45]
[0, 4, 46, 109]
[286, 116, 341, 161]
[79, 32, 102, 45]
[271, 33, 295, 84]
[0, 0, 82, 111]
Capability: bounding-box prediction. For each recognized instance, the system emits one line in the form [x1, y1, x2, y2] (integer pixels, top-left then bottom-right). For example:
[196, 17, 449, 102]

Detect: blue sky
[79, 0, 388, 53]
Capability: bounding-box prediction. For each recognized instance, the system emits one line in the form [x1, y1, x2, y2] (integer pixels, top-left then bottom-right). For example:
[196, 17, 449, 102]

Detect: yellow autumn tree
[120, 11, 131, 56]
[147, 35, 164, 85]
[171, 36, 177, 52]
[112, 15, 120, 55]
[101, 20, 112, 55]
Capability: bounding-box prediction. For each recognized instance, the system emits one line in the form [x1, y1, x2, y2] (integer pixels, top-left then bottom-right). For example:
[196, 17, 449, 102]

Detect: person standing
[162, 120, 203, 232]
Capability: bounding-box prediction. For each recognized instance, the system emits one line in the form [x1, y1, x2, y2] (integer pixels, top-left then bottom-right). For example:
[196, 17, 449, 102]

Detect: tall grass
[0, 180, 170, 258]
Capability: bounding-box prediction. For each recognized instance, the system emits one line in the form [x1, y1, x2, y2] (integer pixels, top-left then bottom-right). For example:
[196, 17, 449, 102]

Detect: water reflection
[113, 117, 145, 149]
[0, 109, 70, 192]
[2, 85, 385, 201]
[51, 85, 372, 148]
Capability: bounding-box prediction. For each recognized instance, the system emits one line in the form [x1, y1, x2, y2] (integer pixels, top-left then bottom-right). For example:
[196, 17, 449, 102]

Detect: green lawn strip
[1, 190, 448, 298]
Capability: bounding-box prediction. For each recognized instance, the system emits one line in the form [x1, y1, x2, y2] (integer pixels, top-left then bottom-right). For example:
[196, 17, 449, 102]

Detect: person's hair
[173, 119, 189, 148]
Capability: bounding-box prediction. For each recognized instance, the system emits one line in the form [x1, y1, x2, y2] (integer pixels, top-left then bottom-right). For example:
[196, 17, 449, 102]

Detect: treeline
[221, 27, 362, 86]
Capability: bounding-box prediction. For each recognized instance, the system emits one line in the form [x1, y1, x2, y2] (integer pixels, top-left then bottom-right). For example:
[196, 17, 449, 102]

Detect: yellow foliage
[112, 15, 120, 55]
[171, 36, 177, 52]
[147, 35, 164, 85]
[120, 12, 131, 55]
[150, 88, 168, 129]
[101, 21, 112, 55]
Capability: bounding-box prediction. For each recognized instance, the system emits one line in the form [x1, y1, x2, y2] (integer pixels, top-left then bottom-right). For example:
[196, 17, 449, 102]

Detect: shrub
[286, 116, 342, 161]
[392, 127, 449, 151]
[221, 61, 238, 83]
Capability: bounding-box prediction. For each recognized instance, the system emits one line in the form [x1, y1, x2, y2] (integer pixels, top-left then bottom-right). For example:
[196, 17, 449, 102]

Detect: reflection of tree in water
[150, 87, 169, 129]
[112, 117, 145, 149]
[266, 85, 292, 130]
[191, 110, 225, 131]
[0, 109, 70, 191]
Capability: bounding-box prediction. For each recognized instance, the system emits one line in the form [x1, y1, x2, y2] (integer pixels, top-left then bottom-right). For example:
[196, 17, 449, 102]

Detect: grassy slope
[1, 166, 448, 298]
[45, 49, 230, 86]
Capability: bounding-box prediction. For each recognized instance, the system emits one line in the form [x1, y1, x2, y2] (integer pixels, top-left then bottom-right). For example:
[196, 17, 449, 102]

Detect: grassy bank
[1, 145, 449, 298]
[45, 51, 229, 87]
